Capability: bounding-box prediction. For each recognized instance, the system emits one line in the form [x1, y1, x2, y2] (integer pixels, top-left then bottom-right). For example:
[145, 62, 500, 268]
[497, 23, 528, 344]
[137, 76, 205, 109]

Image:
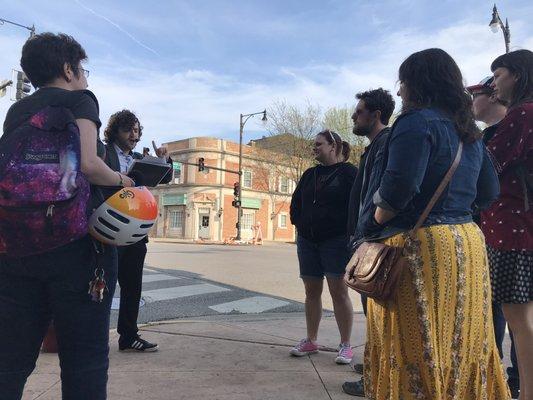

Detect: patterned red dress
[481, 101, 533, 303]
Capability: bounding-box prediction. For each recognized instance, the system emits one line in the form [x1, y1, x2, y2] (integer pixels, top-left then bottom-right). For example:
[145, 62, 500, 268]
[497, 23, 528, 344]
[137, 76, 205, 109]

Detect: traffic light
[15, 71, 31, 100]
[232, 182, 241, 208]
[198, 157, 205, 172]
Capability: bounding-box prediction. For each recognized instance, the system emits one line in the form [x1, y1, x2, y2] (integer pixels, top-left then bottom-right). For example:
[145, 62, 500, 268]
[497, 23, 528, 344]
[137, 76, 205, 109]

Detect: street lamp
[235, 109, 267, 241]
[489, 4, 510, 53]
[0, 17, 35, 37]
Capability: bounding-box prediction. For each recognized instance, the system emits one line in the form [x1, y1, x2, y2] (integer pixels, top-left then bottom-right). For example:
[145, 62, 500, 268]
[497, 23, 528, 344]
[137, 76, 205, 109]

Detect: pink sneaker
[290, 338, 319, 357]
[335, 343, 353, 364]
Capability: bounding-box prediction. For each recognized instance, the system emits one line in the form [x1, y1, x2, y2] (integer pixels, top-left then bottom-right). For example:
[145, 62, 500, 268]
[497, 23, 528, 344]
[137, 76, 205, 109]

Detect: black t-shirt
[2, 87, 104, 157]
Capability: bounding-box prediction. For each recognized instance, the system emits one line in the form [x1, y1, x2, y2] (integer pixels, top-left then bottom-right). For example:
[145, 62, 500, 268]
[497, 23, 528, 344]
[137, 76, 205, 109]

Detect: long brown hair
[399, 48, 480, 143]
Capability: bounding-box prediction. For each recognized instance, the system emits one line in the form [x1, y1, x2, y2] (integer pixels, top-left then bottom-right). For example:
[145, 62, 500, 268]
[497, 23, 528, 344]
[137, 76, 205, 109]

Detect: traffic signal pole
[236, 114, 244, 241]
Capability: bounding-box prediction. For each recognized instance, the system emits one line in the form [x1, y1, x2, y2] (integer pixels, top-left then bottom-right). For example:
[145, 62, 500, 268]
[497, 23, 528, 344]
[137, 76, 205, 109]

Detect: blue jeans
[0, 236, 117, 400]
[492, 302, 519, 391]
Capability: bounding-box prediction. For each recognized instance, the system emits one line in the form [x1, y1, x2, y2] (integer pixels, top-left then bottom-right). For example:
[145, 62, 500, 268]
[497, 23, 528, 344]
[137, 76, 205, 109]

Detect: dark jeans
[0, 236, 117, 400]
[492, 302, 520, 390]
[117, 240, 147, 344]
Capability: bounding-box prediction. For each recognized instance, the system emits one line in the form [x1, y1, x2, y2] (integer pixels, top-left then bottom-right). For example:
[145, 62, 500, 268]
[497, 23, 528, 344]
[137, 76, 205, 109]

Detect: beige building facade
[149, 137, 296, 242]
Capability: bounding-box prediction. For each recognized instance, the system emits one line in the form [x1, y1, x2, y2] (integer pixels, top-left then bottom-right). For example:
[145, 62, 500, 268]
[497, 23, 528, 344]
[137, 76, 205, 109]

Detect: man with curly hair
[103, 109, 172, 352]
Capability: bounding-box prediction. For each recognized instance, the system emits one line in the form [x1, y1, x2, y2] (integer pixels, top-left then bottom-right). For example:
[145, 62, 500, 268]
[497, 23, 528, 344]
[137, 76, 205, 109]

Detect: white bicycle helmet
[89, 186, 158, 246]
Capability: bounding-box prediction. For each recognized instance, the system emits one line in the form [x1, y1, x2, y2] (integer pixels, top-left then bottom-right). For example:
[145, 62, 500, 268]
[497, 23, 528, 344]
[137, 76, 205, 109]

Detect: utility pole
[235, 110, 267, 241]
[0, 17, 35, 37]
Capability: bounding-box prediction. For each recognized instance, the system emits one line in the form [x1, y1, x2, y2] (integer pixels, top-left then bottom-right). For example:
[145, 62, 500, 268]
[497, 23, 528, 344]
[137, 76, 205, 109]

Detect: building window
[169, 210, 184, 229]
[241, 211, 255, 230]
[279, 176, 289, 193]
[278, 213, 287, 229]
[243, 170, 252, 188]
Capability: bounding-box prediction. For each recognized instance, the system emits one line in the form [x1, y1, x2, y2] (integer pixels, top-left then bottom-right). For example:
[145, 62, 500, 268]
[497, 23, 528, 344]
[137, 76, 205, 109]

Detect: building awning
[241, 197, 261, 209]
[162, 193, 187, 206]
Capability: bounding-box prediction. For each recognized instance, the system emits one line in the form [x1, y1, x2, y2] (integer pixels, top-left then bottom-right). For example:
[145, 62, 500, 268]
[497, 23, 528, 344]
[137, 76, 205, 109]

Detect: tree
[255, 100, 322, 184]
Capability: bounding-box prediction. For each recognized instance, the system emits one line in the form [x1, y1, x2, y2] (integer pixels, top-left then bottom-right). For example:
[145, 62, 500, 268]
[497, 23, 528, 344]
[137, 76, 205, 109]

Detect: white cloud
[1, 17, 532, 152]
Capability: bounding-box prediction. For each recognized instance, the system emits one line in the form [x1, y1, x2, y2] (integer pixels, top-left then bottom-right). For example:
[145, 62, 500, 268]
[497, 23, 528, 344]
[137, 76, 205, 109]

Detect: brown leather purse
[344, 142, 463, 301]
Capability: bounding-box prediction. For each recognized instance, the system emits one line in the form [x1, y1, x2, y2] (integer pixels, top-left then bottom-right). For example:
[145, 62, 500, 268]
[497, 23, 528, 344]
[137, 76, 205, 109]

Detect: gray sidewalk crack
[141, 328, 294, 348]
[32, 378, 60, 399]
[309, 356, 333, 400]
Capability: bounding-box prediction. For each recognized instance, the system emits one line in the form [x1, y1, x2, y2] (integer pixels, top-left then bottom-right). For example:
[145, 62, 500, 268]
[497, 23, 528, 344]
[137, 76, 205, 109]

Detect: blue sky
[1, 0, 532, 150]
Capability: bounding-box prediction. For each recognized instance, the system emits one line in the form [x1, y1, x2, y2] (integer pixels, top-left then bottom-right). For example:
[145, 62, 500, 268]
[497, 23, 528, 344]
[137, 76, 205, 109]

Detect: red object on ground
[41, 322, 58, 353]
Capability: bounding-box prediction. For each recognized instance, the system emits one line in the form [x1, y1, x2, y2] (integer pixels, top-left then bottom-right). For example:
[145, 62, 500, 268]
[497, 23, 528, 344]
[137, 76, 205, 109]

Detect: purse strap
[407, 141, 463, 240]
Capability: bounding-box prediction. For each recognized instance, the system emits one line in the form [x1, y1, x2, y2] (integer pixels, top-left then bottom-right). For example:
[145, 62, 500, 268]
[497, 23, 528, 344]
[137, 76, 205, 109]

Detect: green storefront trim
[162, 193, 187, 206]
[241, 197, 261, 209]
[172, 162, 181, 171]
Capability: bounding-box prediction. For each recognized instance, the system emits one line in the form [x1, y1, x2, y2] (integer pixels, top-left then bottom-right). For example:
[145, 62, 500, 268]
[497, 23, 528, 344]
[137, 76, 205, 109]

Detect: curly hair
[355, 88, 395, 125]
[104, 110, 143, 144]
[491, 49, 533, 107]
[399, 48, 480, 143]
[21, 32, 87, 88]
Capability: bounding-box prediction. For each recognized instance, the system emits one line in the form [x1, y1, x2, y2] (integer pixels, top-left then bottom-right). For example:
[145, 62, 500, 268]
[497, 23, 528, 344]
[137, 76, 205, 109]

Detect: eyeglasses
[80, 68, 90, 78]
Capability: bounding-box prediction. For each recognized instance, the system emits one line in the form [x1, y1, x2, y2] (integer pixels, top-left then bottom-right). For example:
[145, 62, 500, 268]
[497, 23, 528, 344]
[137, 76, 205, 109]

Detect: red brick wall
[196, 137, 219, 149]
[166, 139, 189, 152]
[273, 200, 294, 241]
[222, 195, 238, 239]
[195, 157, 218, 185]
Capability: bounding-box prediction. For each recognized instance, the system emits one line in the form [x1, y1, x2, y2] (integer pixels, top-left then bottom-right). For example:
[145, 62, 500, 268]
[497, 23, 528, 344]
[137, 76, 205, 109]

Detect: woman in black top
[289, 130, 357, 364]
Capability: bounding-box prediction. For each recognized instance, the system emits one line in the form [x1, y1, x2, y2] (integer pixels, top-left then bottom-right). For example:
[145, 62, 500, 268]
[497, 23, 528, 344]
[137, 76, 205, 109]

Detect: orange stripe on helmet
[106, 187, 158, 220]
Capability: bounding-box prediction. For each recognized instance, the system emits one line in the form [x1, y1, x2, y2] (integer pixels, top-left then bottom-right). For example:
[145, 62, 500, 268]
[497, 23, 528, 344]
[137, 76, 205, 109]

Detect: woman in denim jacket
[359, 49, 510, 399]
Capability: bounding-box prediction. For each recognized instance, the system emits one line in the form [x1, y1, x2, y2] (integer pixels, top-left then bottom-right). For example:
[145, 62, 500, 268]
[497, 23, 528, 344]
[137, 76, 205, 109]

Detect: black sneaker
[342, 379, 365, 397]
[119, 335, 158, 352]
[353, 363, 364, 375]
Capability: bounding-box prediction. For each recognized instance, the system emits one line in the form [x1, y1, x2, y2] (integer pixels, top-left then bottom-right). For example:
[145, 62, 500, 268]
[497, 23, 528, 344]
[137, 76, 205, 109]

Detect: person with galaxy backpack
[0, 33, 135, 400]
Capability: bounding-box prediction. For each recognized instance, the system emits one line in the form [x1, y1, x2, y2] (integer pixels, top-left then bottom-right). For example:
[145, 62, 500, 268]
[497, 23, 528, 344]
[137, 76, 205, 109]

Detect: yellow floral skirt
[364, 223, 510, 400]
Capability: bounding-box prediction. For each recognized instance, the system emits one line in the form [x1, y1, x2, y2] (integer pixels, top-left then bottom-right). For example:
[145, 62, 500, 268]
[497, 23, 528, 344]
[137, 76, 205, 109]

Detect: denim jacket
[358, 108, 500, 242]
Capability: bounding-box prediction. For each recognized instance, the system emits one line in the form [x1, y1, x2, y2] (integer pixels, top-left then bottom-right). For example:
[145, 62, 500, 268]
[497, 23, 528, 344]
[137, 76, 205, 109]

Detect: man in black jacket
[343, 89, 395, 397]
[103, 109, 172, 352]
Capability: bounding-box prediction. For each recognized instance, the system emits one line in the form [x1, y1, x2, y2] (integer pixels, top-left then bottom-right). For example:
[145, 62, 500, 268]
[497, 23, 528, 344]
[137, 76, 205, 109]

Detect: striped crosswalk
[111, 270, 298, 317]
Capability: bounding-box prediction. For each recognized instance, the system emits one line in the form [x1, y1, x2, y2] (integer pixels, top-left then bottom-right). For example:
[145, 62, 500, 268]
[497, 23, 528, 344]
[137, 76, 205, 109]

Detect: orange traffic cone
[41, 321, 58, 353]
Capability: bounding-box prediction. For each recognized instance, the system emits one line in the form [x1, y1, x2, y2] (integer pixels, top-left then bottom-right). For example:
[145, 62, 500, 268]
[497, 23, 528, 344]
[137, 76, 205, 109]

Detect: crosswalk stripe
[142, 283, 230, 302]
[209, 296, 290, 314]
[142, 274, 182, 283]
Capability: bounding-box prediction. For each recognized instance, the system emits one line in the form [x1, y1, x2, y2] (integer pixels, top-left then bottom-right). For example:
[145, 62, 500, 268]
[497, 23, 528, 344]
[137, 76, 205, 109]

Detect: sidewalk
[23, 312, 367, 400]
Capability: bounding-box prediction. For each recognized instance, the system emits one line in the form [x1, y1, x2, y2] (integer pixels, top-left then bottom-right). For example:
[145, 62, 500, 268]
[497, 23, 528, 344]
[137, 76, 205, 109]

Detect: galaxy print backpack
[0, 106, 90, 256]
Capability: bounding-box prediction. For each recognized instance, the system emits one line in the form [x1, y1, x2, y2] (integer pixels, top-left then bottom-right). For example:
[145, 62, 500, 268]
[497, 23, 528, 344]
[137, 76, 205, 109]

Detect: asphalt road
[110, 241, 364, 328]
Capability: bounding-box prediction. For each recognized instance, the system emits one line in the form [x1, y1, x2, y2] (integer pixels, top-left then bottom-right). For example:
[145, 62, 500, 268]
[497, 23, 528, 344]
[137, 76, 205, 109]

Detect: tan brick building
[149, 137, 297, 242]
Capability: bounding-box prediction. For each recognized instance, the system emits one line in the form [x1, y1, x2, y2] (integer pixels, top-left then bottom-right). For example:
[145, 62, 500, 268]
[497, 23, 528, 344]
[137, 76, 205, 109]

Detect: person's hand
[120, 174, 135, 187]
[152, 140, 169, 159]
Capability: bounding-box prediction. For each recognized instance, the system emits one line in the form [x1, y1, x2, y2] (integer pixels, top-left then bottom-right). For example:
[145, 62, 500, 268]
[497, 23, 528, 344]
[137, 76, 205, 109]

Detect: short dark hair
[104, 110, 143, 144]
[399, 48, 480, 143]
[355, 88, 395, 125]
[20, 33, 87, 88]
[491, 49, 533, 107]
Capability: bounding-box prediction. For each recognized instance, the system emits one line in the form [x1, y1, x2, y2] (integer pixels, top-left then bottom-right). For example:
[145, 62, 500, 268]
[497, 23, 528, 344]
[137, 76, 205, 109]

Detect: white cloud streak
[73, 0, 160, 57]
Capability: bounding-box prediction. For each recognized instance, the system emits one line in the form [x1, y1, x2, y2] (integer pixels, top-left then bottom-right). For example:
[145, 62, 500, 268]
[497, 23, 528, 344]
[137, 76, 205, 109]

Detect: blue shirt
[358, 108, 499, 241]
[113, 143, 134, 173]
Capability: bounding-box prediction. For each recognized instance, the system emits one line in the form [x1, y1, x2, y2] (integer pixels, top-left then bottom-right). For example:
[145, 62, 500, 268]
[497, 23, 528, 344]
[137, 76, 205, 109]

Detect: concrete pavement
[23, 312, 367, 400]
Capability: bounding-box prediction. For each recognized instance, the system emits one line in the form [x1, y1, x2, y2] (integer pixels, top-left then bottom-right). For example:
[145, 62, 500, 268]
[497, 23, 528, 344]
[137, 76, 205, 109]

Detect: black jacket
[346, 128, 390, 250]
[290, 162, 357, 242]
